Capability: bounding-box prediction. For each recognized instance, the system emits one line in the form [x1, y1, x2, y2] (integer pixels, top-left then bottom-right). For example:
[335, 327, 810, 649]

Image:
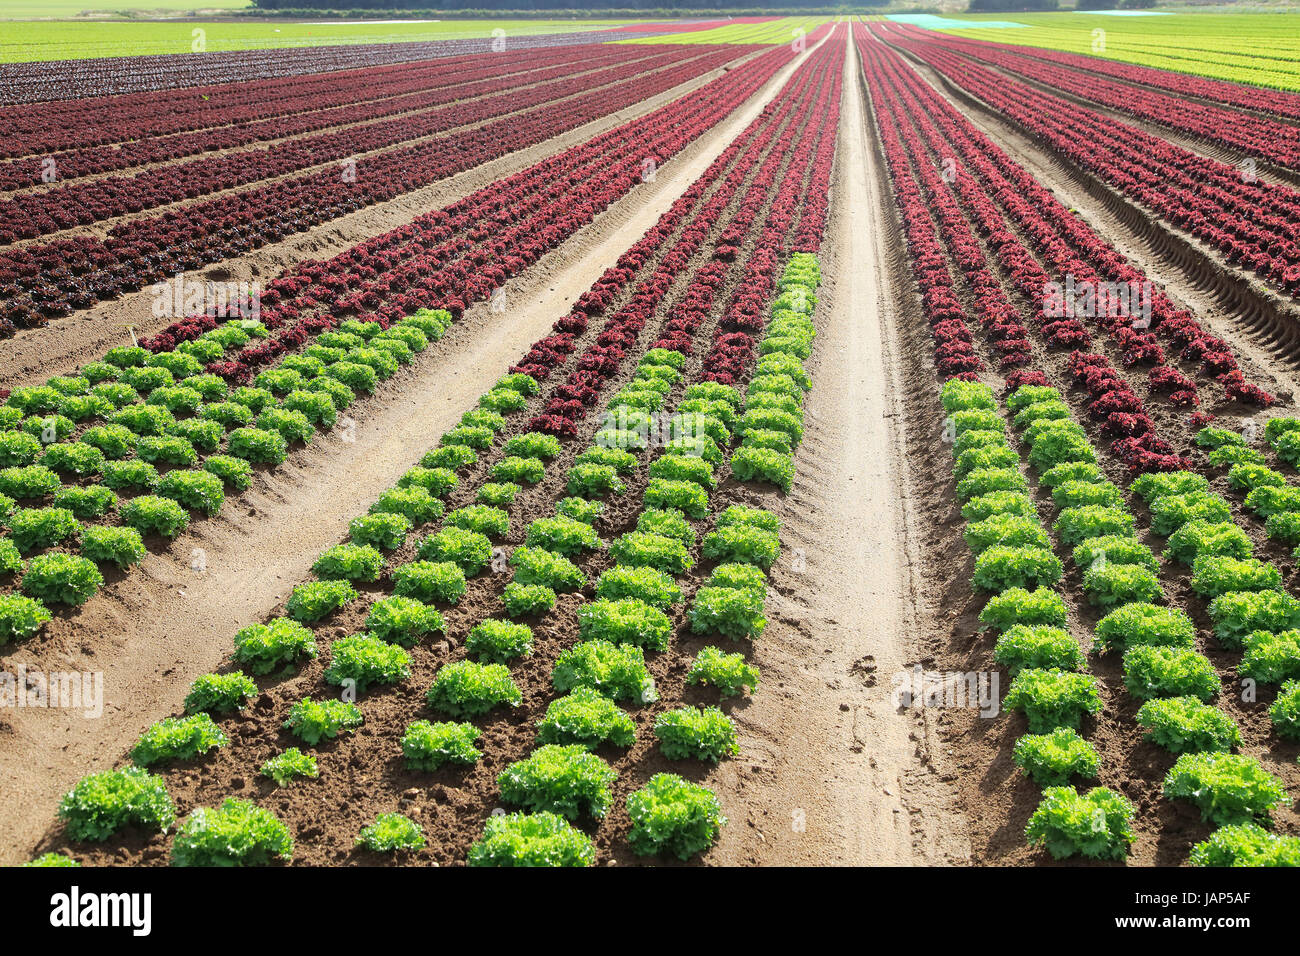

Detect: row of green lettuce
[945, 379, 1298, 866]
[728, 252, 820, 493]
[0, 310, 456, 645]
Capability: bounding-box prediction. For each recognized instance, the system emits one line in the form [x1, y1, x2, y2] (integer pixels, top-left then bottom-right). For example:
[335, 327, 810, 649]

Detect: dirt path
[0, 40, 832, 867]
[708, 39, 968, 867]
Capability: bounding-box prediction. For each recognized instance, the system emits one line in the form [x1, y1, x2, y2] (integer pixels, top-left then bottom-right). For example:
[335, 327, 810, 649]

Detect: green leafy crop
[135, 435, 198, 468]
[283, 697, 363, 746]
[0, 594, 52, 644]
[445, 504, 509, 539]
[687, 646, 760, 697]
[577, 598, 671, 651]
[364, 596, 445, 647]
[466, 811, 595, 867]
[566, 462, 624, 499]
[964, 514, 1050, 556]
[610, 531, 692, 575]
[58, 767, 175, 842]
[1003, 668, 1102, 733]
[502, 582, 557, 619]
[552, 639, 653, 703]
[286, 579, 357, 623]
[1012, 728, 1100, 787]
[426, 660, 522, 717]
[1164, 520, 1253, 565]
[261, 748, 319, 787]
[184, 672, 257, 715]
[1208, 590, 1300, 648]
[401, 720, 482, 770]
[348, 511, 412, 551]
[392, 560, 467, 604]
[1024, 786, 1135, 861]
[466, 618, 534, 663]
[422, 443, 476, 471]
[119, 494, 188, 538]
[1123, 646, 1220, 702]
[556, 496, 603, 525]
[9, 506, 80, 553]
[702, 524, 780, 571]
[131, 714, 228, 766]
[993, 625, 1084, 677]
[626, 773, 726, 860]
[22, 553, 103, 606]
[1053, 506, 1134, 547]
[54, 485, 117, 520]
[172, 798, 293, 867]
[227, 426, 288, 465]
[1081, 563, 1162, 609]
[973, 546, 1063, 594]
[654, 705, 739, 762]
[1190, 556, 1282, 601]
[689, 585, 765, 641]
[1136, 697, 1241, 754]
[497, 744, 617, 820]
[525, 517, 600, 558]
[1094, 603, 1196, 654]
[595, 565, 682, 609]
[536, 688, 636, 749]
[1163, 752, 1287, 826]
[311, 543, 385, 583]
[370, 486, 444, 526]
[509, 546, 585, 592]
[956, 467, 1029, 502]
[324, 634, 411, 693]
[1189, 823, 1300, 867]
[1269, 680, 1300, 740]
[233, 617, 317, 674]
[979, 587, 1068, 632]
[156, 469, 225, 517]
[357, 813, 425, 853]
[102, 460, 161, 495]
[1240, 630, 1300, 685]
[421, 528, 491, 580]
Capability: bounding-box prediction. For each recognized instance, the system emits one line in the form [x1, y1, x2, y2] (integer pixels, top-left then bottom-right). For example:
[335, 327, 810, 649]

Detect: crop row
[858, 23, 1273, 421]
[0, 36, 802, 337]
[0, 29, 654, 107]
[879, 25, 1300, 299]
[886, 25, 1300, 175]
[0, 44, 668, 189]
[0, 45, 725, 244]
[138, 35, 826, 378]
[899, 28, 1300, 124]
[0, 43, 650, 163]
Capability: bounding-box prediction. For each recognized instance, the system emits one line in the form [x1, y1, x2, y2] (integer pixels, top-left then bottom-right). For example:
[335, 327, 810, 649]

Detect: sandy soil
[708, 40, 968, 866]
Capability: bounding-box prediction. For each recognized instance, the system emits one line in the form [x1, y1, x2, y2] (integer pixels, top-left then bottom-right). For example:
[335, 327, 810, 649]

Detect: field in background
[934, 10, 1300, 91]
[0, 16, 632, 62]
[618, 15, 827, 45]
[0, 0, 251, 17]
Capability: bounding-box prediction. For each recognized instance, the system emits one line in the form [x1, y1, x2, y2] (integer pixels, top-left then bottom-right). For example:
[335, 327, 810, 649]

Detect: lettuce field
[2, 9, 1299, 871]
